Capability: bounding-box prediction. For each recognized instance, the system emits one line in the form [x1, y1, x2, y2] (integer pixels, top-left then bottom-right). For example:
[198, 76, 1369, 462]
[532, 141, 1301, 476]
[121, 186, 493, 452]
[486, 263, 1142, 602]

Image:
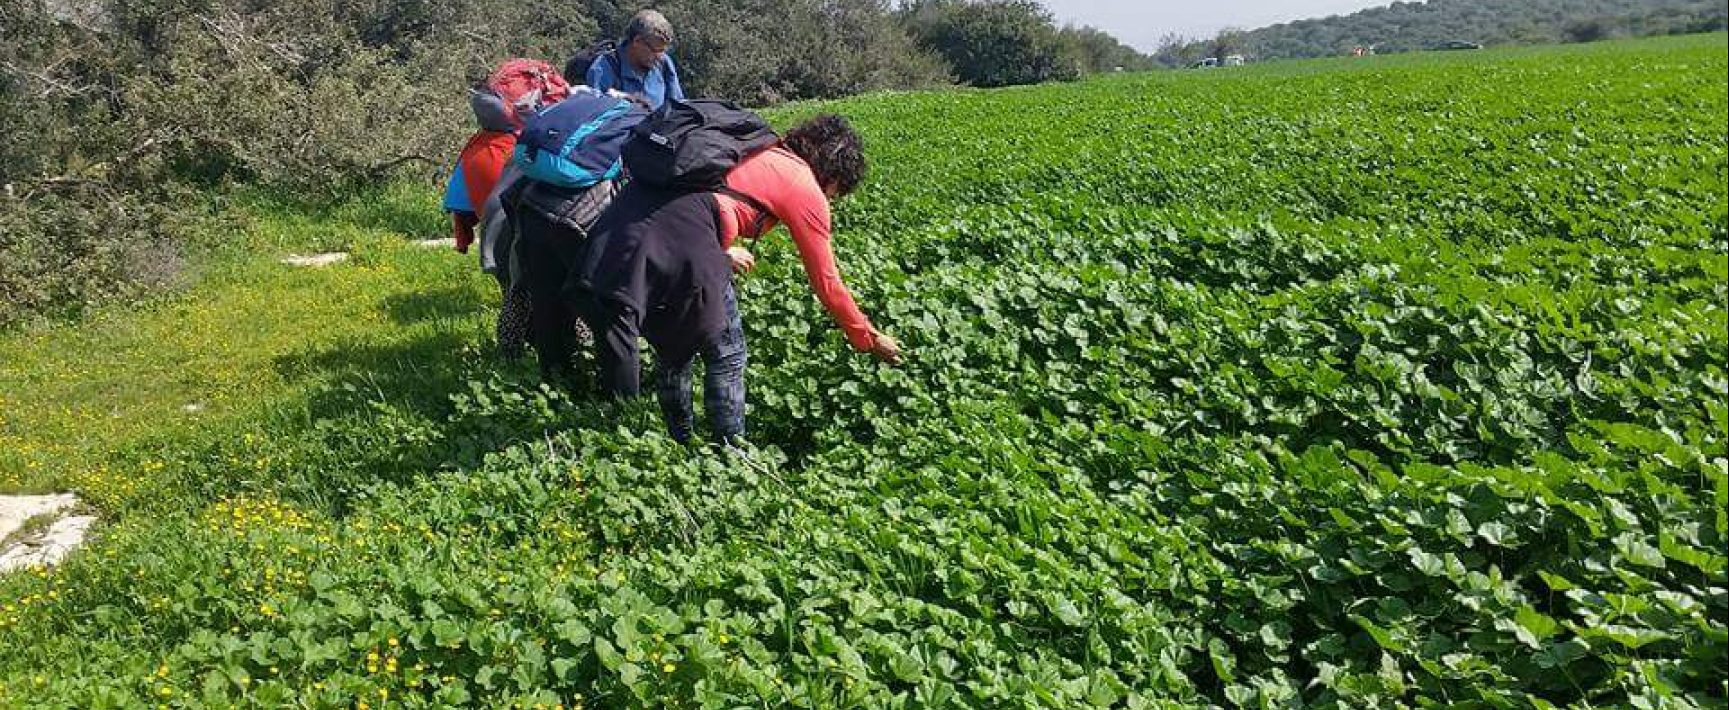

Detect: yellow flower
[662, 663, 676, 673]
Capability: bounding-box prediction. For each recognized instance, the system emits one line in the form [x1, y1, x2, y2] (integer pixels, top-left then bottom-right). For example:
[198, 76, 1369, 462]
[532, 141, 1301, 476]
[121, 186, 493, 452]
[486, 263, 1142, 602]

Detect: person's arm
[662, 55, 686, 102]
[776, 189, 881, 353]
[451, 211, 478, 254]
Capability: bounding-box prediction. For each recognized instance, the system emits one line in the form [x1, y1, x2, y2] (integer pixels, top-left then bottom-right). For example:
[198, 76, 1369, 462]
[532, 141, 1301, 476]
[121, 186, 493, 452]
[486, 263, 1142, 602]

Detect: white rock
[0, 516, 98, 572]
[281, 252, 349, 267]
[0, 494, 77, 539]
[0, 494, 95, 573]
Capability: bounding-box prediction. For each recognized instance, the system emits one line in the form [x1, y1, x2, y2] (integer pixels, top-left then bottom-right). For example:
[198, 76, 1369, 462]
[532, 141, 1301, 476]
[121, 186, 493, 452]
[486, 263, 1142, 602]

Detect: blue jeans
[654, 285, 746, 443]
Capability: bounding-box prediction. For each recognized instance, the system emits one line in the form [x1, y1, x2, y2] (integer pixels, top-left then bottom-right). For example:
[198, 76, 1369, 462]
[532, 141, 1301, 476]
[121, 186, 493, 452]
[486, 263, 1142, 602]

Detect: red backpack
[485, 59, 572, 127]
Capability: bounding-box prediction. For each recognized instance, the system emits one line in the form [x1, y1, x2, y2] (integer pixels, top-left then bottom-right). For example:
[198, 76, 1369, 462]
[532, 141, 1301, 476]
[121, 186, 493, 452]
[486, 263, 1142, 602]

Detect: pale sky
[1039, 0, 1395, 52]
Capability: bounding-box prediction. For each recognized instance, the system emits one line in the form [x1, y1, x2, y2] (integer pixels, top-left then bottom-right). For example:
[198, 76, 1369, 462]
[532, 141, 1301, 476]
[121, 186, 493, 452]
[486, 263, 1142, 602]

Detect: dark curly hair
[781, 114, 867, 197]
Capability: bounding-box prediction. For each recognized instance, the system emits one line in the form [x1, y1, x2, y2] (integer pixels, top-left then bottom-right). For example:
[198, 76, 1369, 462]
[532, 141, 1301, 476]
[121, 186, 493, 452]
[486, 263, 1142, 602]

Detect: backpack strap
[716, 185, 774, 240]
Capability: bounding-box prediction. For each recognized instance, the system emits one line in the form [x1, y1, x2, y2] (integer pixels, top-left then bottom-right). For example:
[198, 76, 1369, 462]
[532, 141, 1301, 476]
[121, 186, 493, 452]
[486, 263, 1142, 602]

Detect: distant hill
[1215, 0, 1727, 61]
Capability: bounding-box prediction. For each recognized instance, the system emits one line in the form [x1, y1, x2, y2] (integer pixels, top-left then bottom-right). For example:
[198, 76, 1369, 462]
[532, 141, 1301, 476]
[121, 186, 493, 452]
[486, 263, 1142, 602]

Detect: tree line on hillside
[0, 0, 1151, 327]
[1151, 0, 1727, 65]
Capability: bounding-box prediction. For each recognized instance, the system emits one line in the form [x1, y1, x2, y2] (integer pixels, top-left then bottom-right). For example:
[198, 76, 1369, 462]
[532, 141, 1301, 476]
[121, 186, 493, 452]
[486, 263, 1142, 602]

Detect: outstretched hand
[869, 332, 903, 365]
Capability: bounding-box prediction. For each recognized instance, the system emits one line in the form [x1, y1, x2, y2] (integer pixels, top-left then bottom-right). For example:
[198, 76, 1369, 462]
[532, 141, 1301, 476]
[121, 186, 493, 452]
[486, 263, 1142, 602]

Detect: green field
[1, 35, 1725, 707]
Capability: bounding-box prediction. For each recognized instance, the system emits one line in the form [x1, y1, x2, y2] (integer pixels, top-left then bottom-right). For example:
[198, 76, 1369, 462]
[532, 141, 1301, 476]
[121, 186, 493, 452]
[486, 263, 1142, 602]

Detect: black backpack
[562, 39, 621, 86]
[622, 99, 779, 193]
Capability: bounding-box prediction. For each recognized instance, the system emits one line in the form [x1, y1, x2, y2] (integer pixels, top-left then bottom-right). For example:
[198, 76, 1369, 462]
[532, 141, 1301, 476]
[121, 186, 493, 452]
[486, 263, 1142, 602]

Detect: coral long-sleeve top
[712, 146, 876, 352]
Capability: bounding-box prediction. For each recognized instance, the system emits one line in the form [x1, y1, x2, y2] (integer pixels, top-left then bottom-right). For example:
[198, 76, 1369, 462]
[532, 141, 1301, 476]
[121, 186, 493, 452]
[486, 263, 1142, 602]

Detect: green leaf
[612, 615, 643, 650]
[431, 620, 464, 649]
[475, 664, 499, 690]
[1476, 521, 1513, 546]
[1578, 624, 1671, 649]
[1259, 621, 1292, 652]
[890, 651, 924, 682]
[555, 619, 592, 646]
[1537, 571, 1576, 591]
[1086, 671, 1123, 707]
[1350, 614, 1406, 653]
[328, 591, 364, 620]
[1207, 637, 1237, 684]
[1534, 640, 1589, 669]
[594, 637, 621, 671]
[1051, 599, 1086, 627]
[1502, 606, 1560, 649]
[1408, 547, 1446, 577]
[1614, 532, 1666, 569]
[618, 662, 644, 689]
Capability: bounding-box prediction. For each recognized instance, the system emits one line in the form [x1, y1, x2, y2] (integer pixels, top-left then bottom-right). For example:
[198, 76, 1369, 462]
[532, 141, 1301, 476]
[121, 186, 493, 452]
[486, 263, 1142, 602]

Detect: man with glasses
[585, 10, 686, 110]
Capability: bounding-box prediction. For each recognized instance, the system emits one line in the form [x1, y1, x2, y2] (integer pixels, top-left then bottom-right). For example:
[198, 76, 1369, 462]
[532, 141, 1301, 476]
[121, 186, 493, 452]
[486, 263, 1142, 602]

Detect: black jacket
[566, 183, 730, 363]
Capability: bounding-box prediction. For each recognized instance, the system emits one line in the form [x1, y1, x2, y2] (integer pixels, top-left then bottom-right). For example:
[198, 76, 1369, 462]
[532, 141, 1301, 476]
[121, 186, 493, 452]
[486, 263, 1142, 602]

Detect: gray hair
[621, 9, 674, 47]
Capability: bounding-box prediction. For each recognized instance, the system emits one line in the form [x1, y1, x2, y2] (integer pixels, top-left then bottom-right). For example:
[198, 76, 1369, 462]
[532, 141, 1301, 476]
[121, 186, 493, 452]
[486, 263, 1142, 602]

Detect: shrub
[901, 0, 1082, 87]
